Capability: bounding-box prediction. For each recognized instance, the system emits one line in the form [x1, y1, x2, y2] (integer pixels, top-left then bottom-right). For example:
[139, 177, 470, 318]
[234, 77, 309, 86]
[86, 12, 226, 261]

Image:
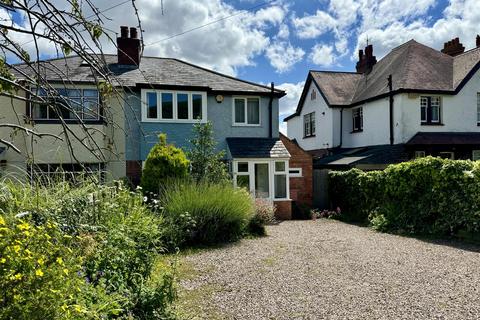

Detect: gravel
[179, 220, 480, 319]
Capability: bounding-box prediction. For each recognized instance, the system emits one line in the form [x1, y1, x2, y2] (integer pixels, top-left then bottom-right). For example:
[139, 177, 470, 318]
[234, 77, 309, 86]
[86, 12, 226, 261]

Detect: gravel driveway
[177, 220, 480, 319]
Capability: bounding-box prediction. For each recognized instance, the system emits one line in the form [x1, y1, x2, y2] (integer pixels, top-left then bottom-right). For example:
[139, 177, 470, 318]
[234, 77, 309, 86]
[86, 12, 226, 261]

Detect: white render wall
[287, 81, 335, 151]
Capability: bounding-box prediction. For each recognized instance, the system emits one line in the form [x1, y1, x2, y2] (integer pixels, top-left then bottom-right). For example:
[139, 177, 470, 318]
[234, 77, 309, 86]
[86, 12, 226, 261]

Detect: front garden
[0, 122, 275, 319]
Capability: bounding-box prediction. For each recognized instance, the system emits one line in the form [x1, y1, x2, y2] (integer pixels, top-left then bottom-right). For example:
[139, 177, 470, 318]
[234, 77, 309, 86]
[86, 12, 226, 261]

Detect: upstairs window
[477, 93, 480, 125]
[303, 112, 315, 137]
[420, 96, 441, 124]
[311, 88, 316, 100]
[142, 90, 206, 122]
[352, 107, 363, 132]
[233, 97, 260, 125]
[31, 88, 100, 121]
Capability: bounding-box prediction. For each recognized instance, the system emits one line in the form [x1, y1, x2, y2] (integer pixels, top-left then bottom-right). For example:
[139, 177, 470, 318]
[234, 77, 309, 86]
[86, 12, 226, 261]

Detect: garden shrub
[247, 199, 277, 236]
[0, 181, 177, 319]
[328, 157, 480, 237]
[141, 133, 190, 195]
[161, 180, 254, 248]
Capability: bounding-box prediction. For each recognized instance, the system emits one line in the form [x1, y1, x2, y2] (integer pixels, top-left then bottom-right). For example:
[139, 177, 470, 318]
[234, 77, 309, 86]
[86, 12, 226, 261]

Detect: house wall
[0, 87, 126, 181]
[286, 81, 334, 151]
[125, 91, 280, 161]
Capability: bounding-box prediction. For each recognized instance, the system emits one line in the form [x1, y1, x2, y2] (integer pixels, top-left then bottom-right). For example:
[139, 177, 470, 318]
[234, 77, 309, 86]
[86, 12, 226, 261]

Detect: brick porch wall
[274, 200, 292, 220]
[280, 133, 313, 209]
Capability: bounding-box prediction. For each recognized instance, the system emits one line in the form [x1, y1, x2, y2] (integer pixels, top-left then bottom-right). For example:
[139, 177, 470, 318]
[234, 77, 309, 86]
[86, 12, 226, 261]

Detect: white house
[285, 36, 480, 170]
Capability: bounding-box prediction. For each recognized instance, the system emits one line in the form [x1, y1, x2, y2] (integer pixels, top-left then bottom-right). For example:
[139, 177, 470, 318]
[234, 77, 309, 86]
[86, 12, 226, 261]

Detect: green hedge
[328, 157, 480, 236]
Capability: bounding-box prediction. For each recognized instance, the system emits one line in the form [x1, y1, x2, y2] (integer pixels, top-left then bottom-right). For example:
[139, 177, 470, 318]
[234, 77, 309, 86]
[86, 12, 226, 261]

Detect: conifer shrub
[141, 133, 190, 195]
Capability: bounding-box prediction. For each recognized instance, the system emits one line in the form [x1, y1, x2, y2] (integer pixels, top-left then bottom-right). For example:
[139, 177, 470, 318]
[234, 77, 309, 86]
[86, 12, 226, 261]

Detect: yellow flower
[24, 249, 32, 256]
[13, 245, 21, 254]
[56, 257, 64, 265]
[12, 273, 22, 280]
[35, 269, 44, 277]
[63, 268, 69, 275]
[0, 258, 6, 264]
[23, 230, 31, 237]
[0, 216, 5, 225]
[37, 258, 44, 266]
[17, 222, 30, 231]
[74, 305, 82, 313]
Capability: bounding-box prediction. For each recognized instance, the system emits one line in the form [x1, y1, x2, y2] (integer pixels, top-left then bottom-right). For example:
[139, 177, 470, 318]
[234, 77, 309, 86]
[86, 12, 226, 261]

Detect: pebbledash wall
[288, 66, 480, 151]
[124, 90, 280, 183]
[0, 88, 126, 181]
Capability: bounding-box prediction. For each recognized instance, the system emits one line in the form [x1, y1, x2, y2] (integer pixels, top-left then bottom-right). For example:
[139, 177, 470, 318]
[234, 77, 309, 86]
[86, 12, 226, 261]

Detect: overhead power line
[145, 0, 276, 46]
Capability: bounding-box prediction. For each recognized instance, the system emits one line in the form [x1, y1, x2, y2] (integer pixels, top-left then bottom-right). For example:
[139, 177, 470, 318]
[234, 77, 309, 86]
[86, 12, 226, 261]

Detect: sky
[4, 0, 480, 133]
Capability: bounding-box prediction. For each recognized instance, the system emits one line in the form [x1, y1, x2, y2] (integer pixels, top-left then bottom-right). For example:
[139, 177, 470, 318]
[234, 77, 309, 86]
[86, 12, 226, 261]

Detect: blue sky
[4, 0, 479, 132]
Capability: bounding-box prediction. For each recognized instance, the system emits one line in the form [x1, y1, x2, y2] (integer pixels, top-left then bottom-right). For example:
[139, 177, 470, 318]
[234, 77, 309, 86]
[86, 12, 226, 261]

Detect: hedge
[328, 157, 480, 236]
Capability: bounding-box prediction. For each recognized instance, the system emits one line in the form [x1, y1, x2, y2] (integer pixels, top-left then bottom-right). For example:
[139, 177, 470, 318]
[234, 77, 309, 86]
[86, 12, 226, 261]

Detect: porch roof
[226, 138, 290, 159]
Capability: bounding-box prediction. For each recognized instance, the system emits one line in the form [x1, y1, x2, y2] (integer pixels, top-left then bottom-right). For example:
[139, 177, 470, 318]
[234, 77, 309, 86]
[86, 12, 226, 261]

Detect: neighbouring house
[1, 26, 304, 219]
[285, 36, 480, 207]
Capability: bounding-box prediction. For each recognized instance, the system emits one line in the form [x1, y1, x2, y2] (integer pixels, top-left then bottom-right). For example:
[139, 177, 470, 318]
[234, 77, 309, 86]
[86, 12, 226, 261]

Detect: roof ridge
[310, 70, 360, 75]
[454, 45, 480, 58]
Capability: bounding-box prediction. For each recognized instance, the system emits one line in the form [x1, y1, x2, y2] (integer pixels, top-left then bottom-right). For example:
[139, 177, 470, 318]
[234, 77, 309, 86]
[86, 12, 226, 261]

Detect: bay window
[141, 90, 206, 122]
[233, 159, 289, 200]
[31, 88, 100, 121]
[233, 97, 260, 125]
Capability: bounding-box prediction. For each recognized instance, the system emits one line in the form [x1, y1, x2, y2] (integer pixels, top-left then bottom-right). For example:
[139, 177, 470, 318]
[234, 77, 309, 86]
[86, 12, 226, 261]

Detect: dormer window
[311, 88, 316, 100]
[420, 96, 441, 124]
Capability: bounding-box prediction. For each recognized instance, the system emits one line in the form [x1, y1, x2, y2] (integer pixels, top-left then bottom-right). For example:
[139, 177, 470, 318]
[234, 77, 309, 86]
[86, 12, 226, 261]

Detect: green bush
[141, 133, 190, 195]
[0, 180, 177, 319]
[161, 181, 254, 248]
[329, 157, 480, 236]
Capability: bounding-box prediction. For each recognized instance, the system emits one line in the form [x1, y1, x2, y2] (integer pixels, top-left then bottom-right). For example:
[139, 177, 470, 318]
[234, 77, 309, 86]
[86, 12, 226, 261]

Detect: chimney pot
[130, 27, 138, 39]
[358, 49, 364, 60]
[120, 26, 128, 38]
[356, 44, 377, 74]
[476, 35, 480, 48]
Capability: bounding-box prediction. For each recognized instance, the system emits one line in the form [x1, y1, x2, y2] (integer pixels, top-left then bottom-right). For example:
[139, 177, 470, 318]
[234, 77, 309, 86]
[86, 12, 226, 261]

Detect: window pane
[310, 112, 316, 134]
[177, 93, 189, 119]
[235, 99, 245, 123]
[66, 89, 81, 97]
[237, 175, 250, 190]
[420, 97, 428, 122]
[83, 98, 99, 120]
[68, 97, 82, 119]
[146, 92, 157, 119]
[238, 162, 248, 172]
[254, 163, 269, 198]
[431, 105, 439, 122]
[247, 98, 260, 124]
[162, 93, 173, 119]
[274, 174, 287, 199]
[33, 104, 48, 119]
[192, 94, 202, 120]
[83, 89, 98, 97]
[275, 161, 285, 172]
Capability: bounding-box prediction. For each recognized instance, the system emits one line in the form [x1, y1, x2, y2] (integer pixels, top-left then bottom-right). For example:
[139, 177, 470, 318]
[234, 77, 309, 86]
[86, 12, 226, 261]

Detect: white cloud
[277, 23, 290, 39]
[292, 10, 337, 39]
[265, 41, 305, 73]
[277, 81, 305, 135]
[309, 44, 335, 66]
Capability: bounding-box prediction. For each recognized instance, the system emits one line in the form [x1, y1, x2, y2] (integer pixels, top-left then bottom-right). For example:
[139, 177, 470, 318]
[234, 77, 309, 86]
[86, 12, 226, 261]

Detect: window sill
[273, 198, 292, 202]
[350, 129, 363, 133]
[142, 118, 206, 123]
[232, 123, 261, 127]
[303, 134, 316, 139]
[421, 122, 444, 126]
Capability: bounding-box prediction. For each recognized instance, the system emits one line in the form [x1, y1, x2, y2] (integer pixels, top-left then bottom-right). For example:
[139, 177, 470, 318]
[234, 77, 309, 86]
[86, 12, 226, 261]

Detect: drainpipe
[338, 108, 343, 148]
[388, 75, 394, 145]
[269, 82, 274, 138]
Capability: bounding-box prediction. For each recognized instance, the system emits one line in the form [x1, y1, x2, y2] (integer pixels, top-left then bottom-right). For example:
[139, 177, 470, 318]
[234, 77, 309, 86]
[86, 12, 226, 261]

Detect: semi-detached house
[1, 26, 314, 219]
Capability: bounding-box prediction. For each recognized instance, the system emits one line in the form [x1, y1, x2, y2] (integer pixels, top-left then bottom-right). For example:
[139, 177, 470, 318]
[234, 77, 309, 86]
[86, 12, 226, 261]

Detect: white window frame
[352, 107, 363, 131]
[303, 112, 315, 137]
[438, 151, 454, 160]
[414, 151, 426, 159]
[232, 158, 290, 201]
[473, 150, 480, 161]
[289, 167, 302, 177]
[420, 96, 441, 124]
[232, 96, 261, 127]
[141, 89, 207, 123]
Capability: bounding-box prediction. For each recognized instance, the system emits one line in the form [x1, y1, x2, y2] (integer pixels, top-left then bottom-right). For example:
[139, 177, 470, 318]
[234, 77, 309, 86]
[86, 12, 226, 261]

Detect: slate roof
[314, 144, 409, 168]
[226, 138, 290, 158]
[11, 55, 285, 96]
[407, 132, 480, 145]
[285, 40, 480, 120]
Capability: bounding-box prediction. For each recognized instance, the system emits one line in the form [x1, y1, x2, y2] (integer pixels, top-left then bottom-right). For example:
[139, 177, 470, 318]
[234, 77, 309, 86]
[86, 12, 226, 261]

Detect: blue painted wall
[125, 90, 280, 161]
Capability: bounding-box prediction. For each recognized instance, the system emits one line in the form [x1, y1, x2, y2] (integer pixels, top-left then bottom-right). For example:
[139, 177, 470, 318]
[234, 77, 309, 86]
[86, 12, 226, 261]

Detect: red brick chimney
[441, 37, 465, 56]
[476, 35, 480, 48]
[117, 26, 141, 66]
[356, 44, 377, 74]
